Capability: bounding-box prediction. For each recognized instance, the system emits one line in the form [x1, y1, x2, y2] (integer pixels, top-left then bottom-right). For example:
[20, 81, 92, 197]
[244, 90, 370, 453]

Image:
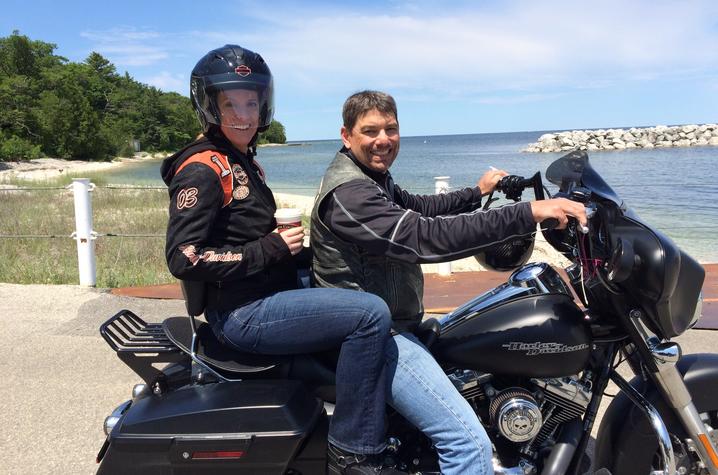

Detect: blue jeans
[205, 288, 391, 455]
[386, 333, 494, 475]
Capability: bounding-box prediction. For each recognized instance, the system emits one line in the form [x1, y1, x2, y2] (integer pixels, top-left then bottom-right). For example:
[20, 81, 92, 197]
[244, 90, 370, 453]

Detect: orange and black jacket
[161, 135, 297, 311]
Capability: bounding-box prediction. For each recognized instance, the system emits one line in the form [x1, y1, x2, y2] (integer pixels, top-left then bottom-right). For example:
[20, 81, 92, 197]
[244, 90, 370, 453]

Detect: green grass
[0, 176, 310, 287]
[0, 177, 173, 287]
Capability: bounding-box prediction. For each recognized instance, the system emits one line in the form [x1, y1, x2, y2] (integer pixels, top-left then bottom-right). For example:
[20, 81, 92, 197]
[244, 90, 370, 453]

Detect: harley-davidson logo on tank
[502, 342, 590, 356]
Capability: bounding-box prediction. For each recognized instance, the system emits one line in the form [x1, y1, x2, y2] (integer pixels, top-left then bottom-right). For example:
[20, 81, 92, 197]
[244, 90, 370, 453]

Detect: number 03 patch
[177, 187, 199, 209]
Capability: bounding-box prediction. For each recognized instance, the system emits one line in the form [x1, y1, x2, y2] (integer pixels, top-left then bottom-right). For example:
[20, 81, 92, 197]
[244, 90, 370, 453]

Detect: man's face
[341, 108, 400, 174]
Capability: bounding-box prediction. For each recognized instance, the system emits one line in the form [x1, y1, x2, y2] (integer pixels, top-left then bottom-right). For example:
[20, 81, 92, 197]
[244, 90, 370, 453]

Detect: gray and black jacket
[311, 148, 536, 330]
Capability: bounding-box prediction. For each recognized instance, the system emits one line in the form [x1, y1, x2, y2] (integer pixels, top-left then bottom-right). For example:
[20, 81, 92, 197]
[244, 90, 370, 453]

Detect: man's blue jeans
[205, 288, 392, 455]
[386, 332, 494, 475]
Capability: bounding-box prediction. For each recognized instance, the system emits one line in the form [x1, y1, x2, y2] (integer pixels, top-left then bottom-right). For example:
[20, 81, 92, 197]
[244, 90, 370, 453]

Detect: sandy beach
[0, 153, 167, 182]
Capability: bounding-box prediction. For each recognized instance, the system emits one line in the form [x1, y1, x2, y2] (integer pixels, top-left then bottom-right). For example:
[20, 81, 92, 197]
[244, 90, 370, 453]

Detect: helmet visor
[203, 70, 273, 129]
[211, 88, 262, 130]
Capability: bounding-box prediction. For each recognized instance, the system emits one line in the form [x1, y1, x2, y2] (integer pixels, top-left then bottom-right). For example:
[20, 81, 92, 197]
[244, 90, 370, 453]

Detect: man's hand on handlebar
[530, 198, 588, 230]
[477, 168, 509, 195]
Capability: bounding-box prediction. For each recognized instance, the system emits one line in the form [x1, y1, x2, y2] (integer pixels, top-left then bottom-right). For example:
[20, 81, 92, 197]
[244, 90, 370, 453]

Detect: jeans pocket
[221, 311, 261, 352]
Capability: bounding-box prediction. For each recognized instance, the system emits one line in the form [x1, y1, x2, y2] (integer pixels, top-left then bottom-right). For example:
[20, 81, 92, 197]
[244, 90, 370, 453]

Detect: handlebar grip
[542, 218, 559, 230]
[496, 175, 533, 201]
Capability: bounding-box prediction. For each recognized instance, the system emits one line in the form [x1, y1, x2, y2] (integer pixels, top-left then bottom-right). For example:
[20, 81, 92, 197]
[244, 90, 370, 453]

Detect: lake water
[105, 131, 718, 262]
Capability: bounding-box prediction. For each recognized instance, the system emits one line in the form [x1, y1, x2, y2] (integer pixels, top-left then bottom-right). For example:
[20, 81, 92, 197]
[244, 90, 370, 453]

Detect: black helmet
[190, 44, 274, 134]
[474, 235, 535, 272]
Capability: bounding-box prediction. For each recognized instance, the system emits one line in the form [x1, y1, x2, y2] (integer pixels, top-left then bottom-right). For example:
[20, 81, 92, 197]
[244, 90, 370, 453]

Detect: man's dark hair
[342, 90, 398, 131]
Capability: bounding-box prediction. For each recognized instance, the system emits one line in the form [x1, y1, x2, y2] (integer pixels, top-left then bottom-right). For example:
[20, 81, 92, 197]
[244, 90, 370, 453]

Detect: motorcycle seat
[163, 316, 339, 403]
[163, 316, 286, 374]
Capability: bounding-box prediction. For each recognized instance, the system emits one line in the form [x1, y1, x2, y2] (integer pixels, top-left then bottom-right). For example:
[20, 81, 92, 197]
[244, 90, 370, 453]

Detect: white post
[71, 178, 97, 286]
[433, 176, 452, 276]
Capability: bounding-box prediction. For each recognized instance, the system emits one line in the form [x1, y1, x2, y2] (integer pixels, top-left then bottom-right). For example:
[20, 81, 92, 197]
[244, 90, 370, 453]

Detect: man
[311, 90, 587, 475]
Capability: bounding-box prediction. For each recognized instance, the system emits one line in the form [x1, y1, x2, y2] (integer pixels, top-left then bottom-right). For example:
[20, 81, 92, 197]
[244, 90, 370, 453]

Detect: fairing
[543, 151, 704, 338]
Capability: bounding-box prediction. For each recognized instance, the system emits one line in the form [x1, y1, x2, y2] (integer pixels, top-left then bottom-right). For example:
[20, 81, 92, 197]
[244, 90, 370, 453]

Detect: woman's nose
[235, 106, 251, 119]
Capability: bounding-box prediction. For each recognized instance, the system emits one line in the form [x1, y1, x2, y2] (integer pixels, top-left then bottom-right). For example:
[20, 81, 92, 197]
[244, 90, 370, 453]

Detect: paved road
[0, 283, 714, 474]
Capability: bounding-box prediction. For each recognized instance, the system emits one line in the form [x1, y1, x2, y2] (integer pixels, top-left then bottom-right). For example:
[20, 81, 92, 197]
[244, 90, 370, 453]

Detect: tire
[594, 354, 718, 474]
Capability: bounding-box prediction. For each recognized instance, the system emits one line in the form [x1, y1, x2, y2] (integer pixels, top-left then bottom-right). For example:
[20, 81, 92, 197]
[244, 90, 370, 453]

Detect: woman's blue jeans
[386, 332, 494, 475]
[205, 288, 392, 455]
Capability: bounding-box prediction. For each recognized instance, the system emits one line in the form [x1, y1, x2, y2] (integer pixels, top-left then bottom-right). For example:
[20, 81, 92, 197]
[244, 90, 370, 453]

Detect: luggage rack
[100, 309, 188, 387]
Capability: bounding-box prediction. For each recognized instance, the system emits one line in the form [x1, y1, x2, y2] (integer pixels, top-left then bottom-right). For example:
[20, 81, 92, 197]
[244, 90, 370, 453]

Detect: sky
[4, 0, 718, 141]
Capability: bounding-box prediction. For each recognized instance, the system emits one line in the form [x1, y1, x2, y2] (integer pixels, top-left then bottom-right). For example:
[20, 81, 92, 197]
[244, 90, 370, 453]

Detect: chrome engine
[449, 369, 593, 457]
[489, 388, 543, 443]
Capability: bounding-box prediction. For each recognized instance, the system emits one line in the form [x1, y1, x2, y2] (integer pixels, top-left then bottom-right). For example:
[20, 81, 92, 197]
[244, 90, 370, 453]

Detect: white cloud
[474, 92, 568, 105]
[78, 0, 718, 102]
[80, 27, 169, 67]
[142, 71, 186, 94]
[205, 0, 718, 97]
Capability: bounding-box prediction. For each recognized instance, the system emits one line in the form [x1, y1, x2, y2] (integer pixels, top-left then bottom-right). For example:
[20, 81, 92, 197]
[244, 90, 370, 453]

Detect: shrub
[0, 135, 42, 161]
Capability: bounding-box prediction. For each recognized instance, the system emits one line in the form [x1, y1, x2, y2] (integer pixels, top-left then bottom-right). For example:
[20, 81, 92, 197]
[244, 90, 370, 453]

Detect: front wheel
[594, 354, 718, 474]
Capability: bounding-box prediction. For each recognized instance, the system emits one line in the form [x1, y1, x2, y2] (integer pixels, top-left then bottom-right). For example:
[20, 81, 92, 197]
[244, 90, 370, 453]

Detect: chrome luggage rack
[100, 309, 187, 387]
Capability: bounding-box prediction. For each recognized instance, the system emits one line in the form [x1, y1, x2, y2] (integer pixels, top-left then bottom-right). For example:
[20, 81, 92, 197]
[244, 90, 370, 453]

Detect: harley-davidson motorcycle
[95, 151, 718, 474]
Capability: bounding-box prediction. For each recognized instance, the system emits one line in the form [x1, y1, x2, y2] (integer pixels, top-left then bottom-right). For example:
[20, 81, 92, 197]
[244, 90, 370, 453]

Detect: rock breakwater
[523, 124, 718, 153]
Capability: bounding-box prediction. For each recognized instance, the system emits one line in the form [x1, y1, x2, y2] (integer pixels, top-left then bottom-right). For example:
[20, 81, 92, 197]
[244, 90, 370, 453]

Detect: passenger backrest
[180, 280, 206, 317]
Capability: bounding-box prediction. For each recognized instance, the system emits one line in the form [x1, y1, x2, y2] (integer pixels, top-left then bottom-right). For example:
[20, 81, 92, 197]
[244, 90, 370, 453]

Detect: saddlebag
[97, 379, 325, 474]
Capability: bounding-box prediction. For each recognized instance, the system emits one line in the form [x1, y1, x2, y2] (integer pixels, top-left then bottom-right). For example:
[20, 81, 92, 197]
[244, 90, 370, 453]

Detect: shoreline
[2, 157, 713, 270]
[0, 153, 164, 182]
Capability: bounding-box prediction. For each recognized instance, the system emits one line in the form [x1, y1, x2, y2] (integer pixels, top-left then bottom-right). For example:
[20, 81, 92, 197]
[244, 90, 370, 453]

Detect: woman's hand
[530, 198, 587, 229]
[477, 168, 509, 195]
[276, 226, 305, 255]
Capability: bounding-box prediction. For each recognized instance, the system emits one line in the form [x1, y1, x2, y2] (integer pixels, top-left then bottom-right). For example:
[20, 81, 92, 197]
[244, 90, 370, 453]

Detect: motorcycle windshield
[545, 151, 704, 338]
[545, 151, 622, 206]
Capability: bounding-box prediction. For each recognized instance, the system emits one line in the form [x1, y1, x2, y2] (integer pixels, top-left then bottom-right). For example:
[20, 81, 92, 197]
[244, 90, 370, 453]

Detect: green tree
[0, 30, 64, 78]
[258, 120, 287, 144]
[0, 32, 200, 161]
[37, 63, 113, 159]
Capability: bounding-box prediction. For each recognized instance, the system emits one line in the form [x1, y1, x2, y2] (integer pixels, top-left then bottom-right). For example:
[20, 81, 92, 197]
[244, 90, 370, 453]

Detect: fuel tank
[434, 263, 592, 378]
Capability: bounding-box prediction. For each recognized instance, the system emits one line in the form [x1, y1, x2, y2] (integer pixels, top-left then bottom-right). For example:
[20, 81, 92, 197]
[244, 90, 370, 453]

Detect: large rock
[523, 124, 718, 153]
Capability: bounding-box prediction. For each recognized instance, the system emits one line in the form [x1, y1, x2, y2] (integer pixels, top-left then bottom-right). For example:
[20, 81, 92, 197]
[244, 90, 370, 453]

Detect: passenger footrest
[100, 310, 187, 386]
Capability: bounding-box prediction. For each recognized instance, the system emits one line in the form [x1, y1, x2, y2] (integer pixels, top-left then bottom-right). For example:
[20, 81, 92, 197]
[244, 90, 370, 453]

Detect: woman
[161, 45, 399, 475]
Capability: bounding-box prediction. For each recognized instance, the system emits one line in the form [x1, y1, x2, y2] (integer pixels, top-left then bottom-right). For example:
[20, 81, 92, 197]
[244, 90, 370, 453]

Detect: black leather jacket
[161, 135, 297, 311]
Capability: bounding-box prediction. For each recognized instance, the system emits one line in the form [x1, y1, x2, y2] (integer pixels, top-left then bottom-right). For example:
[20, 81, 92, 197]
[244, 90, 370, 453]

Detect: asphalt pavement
[0, 283, 714, 474]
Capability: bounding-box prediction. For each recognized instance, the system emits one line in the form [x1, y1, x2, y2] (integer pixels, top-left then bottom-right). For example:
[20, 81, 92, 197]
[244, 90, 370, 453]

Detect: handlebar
[494, 172, 593, 234]
[495, 172, 546, 202]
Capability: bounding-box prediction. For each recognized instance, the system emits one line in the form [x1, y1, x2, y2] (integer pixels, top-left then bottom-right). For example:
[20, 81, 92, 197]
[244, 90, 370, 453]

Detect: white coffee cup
[274, 208, 302, 231]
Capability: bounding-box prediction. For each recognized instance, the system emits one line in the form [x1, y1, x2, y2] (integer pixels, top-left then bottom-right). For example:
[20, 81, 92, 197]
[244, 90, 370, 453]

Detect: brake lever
[578, 203, 597, 234]
[482, 191, 499, 211]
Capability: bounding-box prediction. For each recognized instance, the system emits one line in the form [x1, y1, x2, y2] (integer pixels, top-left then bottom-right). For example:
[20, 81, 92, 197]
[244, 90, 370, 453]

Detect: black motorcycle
[95, 151, 718, 475]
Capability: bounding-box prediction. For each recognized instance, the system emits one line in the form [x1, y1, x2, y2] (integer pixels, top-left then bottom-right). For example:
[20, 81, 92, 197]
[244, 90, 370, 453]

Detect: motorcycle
[95, 150, 718, 475]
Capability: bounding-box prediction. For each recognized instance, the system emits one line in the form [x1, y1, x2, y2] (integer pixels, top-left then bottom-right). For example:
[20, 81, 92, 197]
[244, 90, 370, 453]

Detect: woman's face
[216, 89, 260, 153]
